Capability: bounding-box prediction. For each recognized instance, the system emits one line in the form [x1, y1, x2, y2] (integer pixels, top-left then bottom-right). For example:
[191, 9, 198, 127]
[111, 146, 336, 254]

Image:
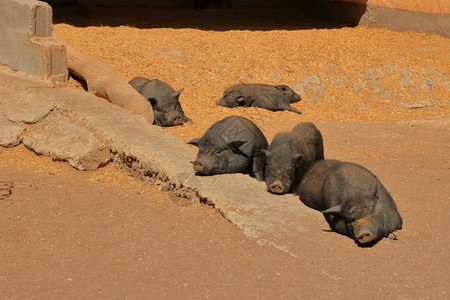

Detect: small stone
[388, 231, 399, 240]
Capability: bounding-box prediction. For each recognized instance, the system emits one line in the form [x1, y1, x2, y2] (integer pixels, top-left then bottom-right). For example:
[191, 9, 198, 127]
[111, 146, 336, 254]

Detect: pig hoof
[388, 231, 399, 240]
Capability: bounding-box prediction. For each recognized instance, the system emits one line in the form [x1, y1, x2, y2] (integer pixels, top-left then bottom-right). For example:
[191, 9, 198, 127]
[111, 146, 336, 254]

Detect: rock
[22, 113, 111, 171]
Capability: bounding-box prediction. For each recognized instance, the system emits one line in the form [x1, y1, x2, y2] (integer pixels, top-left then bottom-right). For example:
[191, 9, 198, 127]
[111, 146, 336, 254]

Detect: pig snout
[356, 229, 377, 244]
[165, 111, 184, 126]
[192, 160, 204, 172]
[269, 180, 285, 194]
[173, 115, 183, 125]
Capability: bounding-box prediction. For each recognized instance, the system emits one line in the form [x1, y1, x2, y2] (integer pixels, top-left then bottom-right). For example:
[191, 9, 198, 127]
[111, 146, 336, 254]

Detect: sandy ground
[0, 7, 449, 299]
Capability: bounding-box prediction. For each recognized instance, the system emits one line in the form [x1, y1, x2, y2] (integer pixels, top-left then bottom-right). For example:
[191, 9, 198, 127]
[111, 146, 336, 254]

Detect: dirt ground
[1, 7, 449, 299]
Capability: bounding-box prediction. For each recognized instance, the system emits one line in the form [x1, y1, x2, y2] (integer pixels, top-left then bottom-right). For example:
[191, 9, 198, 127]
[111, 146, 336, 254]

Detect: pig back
[298, 159, 342, 211]
[291, 122, 324, 162]
[207, 116, 268, 157]
[129, 76, 151, 92]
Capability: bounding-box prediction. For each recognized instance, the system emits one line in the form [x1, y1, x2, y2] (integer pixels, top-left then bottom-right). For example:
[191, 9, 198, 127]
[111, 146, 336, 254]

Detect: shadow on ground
[52, 6, 353, 31]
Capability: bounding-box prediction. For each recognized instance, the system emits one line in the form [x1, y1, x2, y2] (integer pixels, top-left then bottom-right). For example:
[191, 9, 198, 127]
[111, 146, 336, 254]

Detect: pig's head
[263, 148, 302, 194]
[275, 85, 301, 103]
[216, 88, 246, 108]
[149, 89, 185, 127]
[188, 137, 249, 175]
[322, 204, 380, 245]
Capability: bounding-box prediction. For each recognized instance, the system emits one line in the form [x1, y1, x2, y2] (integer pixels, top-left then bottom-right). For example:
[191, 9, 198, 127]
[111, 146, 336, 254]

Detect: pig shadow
[69, 72, 88, 91]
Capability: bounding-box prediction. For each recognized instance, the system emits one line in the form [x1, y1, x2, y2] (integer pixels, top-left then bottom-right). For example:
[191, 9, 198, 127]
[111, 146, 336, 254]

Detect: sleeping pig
[217, 83, 302, 114]
[298, 159, 403, 245]
[188, 116, 268, 181]
[129, 76, 193, 127]
[264, 122, 324, 194]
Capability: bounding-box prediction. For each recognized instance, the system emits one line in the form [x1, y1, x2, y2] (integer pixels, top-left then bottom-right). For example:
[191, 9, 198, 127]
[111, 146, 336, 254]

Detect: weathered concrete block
[0, 115, 26, 148]
[324, 0, 450, 37]
[0, 0, 68, 82]
[22, 113, 111, 170]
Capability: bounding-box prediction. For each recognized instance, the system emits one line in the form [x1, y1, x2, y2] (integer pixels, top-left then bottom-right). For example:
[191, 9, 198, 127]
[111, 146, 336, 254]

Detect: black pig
[264, 122, 324, 194]
[129, 76, 192, 127]
[188, 116, 268, 181]
[216, 84, 302, 114]
[298, 160, 403, 245]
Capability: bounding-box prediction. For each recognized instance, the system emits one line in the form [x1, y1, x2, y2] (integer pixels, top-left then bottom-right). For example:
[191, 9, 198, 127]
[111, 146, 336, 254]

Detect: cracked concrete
[22, 113, 111, 171]
[0, 92, 55, 124]
[0, 115, 26, 148]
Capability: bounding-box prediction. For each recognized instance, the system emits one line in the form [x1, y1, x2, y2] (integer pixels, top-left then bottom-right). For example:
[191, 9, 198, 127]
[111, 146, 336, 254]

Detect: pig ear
[148, 98, 157, 107]
[237, 95, 246, 104]
[322, 205, 342, 215]
[293, 154, 303, 166]
[188, 137, 201, 147]
[275, 85, 288, 94]
[227, 140, 246, 151]
[261, 149, 270, 157]
[173, 88, 184, 99]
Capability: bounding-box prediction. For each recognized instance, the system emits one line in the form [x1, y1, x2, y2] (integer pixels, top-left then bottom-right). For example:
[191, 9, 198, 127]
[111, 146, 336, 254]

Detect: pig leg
[183, 115, 195, 124]
[324, 214, 353, 238]
[278, 103, 303, 115]
[252, 154, 265, 182]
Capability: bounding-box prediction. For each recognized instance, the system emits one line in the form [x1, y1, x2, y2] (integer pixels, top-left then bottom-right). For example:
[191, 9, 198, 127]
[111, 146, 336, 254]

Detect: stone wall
[327, 0, 450, 37]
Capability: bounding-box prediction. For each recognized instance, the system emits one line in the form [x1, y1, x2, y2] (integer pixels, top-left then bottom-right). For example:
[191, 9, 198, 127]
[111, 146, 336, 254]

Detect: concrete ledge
[0, 67, 322, 256]
[0, 0, 68, 82]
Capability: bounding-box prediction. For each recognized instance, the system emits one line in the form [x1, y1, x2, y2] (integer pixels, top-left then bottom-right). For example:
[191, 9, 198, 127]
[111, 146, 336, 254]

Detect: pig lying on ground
[129, 77, 193, 127]
[188, 116, 268, 181]
[264, 122, 324, 194]
[216, 84, 302, 114]
[298, 160, 403, 245]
